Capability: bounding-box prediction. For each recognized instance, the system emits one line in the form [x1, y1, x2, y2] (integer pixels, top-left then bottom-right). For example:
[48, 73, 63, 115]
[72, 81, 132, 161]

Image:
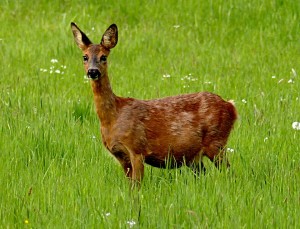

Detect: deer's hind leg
[204, 144, 230, 169]
[188, 152, 206, 176]
[189, 161, 206, 176]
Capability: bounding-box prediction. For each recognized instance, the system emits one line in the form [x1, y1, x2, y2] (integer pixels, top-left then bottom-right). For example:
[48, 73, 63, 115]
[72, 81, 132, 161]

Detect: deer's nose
[87, 69, 100, 79]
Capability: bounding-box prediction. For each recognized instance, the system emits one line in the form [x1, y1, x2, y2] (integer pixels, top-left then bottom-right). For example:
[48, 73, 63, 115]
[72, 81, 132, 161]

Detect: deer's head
[71, 22, 118, 80]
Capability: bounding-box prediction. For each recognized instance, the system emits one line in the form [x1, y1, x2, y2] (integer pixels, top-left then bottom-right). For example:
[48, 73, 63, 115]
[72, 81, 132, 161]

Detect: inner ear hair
[71, 23, 92, 49]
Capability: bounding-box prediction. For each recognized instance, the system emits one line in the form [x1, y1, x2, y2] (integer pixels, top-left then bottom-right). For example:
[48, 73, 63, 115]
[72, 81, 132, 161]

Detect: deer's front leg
[122, 162, 133, 179]
[111, 149, 133, 179]
[129, 153, 144, 188]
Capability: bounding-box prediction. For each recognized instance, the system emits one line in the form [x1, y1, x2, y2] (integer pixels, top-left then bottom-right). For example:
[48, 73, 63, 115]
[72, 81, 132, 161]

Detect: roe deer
[71, 22, 238, 186]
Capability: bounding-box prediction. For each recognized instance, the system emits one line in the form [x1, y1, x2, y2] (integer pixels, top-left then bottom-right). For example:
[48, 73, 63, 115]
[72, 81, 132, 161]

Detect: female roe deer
[71, 22, 238, 186]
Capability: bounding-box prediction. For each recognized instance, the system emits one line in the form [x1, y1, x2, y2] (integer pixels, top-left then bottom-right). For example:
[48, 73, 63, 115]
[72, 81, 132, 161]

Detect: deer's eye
[100, 55, 107, 62]
[83, 55, 88, 62]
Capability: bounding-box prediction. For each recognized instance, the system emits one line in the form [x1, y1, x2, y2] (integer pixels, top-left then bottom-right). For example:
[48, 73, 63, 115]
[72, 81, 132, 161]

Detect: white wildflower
[173, 25, 180, 29]
[242, 99, 247, 104]
[181, 73, 197, 81]
[55, 69, 61, 74]
[264, 137, 268, 142]
[288, 79, 294, 84]
[292, 122, 300, 130]
[126, 220, 136, 228]
[291, 68, 297, 77]
[272, 75, 276, 79]
[105, 212, 111, 216]
[50, 59, 58, 63]
[163, 74, 171, 78]
[278, 79, 284, 84]
[227, 148, 234, 153]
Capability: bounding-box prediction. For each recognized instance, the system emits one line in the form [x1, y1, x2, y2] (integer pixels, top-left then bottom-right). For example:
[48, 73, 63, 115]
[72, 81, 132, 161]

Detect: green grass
[1, 0, 300, 228]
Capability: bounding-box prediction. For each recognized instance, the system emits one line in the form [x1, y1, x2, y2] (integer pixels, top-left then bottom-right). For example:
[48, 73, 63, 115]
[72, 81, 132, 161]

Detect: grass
[1, 0, 300, 228]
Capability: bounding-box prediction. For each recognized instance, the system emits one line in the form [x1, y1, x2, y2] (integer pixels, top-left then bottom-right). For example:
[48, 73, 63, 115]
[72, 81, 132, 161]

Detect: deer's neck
[91, 75, 117, 126]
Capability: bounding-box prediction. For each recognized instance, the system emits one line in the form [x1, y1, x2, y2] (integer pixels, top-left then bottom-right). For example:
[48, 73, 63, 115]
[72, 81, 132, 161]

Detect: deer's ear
[101, 24, 118, 50]
[71, 22, 92, 51]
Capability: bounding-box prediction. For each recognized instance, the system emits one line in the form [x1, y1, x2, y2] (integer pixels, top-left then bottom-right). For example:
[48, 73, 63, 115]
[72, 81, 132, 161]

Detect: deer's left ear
[71, 22, 92, 51]
[101, 24, 118, 50]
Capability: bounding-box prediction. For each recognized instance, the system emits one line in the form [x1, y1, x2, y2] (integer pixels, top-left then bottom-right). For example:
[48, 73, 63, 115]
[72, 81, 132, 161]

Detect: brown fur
[71, 23, 238, 186]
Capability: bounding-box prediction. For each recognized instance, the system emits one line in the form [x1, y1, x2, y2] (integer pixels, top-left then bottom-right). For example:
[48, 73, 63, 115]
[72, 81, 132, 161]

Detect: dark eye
[100, 56, 107, 62]
[83, 55, 88, 62]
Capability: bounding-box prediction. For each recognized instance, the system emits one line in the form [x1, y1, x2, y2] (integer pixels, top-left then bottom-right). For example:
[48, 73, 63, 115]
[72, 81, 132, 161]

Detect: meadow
[0, 0, 299, 228]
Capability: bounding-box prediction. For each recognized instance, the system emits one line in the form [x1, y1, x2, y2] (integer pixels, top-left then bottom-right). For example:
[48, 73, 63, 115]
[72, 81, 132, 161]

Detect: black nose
[87, 69, 100, 79]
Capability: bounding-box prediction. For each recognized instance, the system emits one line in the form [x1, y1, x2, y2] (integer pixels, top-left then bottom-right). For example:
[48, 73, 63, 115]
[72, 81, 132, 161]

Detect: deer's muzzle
[87, 69, 100, 80]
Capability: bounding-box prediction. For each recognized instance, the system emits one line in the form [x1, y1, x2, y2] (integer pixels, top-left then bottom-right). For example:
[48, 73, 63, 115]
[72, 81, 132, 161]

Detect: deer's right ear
[101, 24, 118, 50]
[71, 22, 92, 51]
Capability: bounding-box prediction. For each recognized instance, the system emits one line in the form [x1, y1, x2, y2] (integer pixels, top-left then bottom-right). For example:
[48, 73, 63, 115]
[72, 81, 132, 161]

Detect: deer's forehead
[86, 45, 110, 56]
